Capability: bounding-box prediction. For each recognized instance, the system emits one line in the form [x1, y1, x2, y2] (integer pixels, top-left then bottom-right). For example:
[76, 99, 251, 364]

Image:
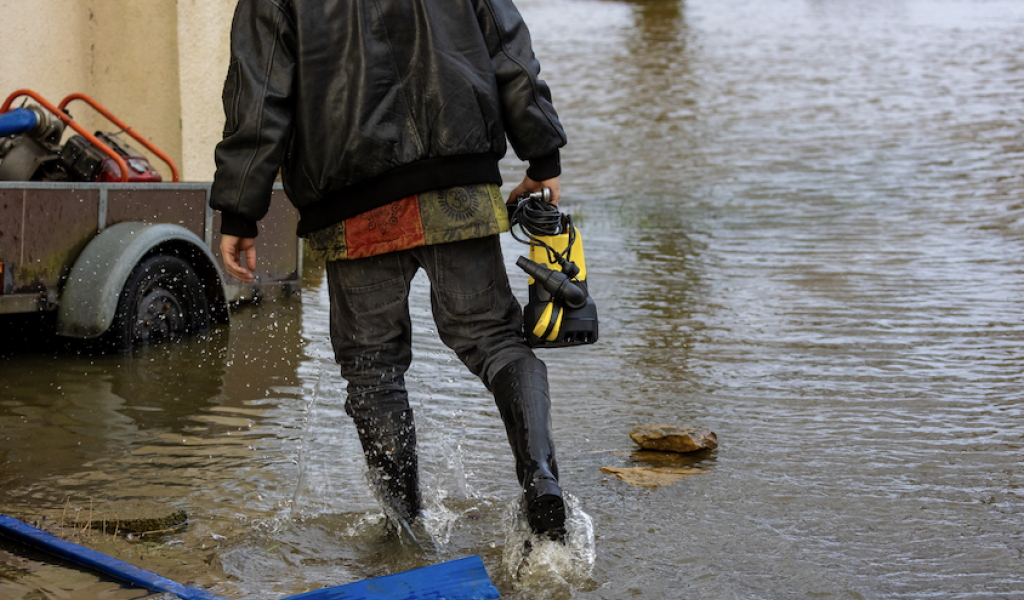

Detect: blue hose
[0, 514, 223, 600]
[0, 108, 38, 137]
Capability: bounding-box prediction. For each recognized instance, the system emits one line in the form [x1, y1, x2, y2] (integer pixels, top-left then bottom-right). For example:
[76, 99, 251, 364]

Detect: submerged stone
[630, 424, 718, 453]
[600, 466, 704, 487]
[628, 449, 699, 467]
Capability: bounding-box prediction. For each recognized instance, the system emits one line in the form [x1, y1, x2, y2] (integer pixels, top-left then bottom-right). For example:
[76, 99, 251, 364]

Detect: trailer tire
[104, 254, 210, 351]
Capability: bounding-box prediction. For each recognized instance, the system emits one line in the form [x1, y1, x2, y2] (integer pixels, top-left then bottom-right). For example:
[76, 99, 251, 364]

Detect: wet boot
[491, 357, 566, 541]
[354, 408, 422, 528]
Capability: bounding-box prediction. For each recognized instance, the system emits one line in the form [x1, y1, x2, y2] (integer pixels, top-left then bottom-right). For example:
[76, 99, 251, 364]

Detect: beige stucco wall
[0, 0, 234, 182]
[0, 0, 94, 111]
[177, 0, 235, 182]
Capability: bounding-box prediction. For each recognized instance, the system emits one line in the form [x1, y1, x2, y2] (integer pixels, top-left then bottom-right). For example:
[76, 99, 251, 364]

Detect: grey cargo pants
[326, 234, 536, 421]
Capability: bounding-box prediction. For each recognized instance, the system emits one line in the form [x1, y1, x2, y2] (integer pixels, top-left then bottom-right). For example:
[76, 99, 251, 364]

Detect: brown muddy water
[3, 0, 1024, 598]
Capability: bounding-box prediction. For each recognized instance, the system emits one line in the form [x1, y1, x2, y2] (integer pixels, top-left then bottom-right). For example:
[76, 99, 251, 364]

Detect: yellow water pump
[509, 189, 599, 348]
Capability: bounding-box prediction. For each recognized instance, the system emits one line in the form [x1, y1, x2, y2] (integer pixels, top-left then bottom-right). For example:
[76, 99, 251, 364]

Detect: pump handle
[523, 188, 553, 203]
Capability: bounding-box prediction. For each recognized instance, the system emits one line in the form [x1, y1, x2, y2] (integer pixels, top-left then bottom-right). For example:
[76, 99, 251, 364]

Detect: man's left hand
[507, 175, 561, 206]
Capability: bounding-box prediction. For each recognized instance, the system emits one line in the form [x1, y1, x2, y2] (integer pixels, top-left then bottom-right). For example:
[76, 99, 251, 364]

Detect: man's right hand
[220, 234, 257, 283]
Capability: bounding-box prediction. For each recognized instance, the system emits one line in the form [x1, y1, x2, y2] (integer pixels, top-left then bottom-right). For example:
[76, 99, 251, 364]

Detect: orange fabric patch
[344, 195, 425, 259]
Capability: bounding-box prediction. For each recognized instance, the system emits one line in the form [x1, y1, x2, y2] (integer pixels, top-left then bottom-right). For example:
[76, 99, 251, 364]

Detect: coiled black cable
[509, 194, 577, 272]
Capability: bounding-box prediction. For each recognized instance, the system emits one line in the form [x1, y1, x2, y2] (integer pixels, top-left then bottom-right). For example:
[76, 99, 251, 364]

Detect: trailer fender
[57, 222, 229, 339]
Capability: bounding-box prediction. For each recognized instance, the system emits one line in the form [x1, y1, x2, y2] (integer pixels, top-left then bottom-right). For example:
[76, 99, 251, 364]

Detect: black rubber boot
[354, 408, 422, 526]
[491, 357, 566, 541]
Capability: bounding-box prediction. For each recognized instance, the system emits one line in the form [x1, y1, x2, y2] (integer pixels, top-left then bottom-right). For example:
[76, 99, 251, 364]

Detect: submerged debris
[61, 501, 188, 535]
[629, 424, 718, 453]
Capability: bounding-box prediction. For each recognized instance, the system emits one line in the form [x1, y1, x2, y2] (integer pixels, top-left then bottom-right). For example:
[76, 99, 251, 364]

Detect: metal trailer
[0, 181, 301, 350]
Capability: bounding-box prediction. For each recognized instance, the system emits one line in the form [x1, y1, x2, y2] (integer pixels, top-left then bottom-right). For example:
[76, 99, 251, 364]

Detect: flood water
[3, 0, 1024, 598]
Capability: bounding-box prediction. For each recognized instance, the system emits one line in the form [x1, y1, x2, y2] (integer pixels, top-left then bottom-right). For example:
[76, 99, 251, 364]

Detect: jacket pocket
[222, 60, 241, 136]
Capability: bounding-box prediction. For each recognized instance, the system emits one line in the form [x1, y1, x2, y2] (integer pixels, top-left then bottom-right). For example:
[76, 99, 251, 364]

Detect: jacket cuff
[526, 150, 561, 182]
[220, 212, 260, 238]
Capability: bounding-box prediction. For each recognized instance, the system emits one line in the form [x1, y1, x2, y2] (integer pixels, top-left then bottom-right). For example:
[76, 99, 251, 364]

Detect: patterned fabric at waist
[305, 183, 510, 261]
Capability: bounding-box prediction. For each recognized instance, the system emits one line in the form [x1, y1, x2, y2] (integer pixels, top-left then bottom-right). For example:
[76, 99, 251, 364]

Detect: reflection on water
[4, 0, 1024, 598]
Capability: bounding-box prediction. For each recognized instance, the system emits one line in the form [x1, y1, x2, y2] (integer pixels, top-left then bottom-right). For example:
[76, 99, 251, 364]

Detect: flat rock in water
[630, 424, 718, 453]
[600, 466, 704, 487]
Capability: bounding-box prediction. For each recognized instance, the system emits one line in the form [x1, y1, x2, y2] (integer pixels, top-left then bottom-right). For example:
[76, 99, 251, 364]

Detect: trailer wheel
[105, 254, 210, 351]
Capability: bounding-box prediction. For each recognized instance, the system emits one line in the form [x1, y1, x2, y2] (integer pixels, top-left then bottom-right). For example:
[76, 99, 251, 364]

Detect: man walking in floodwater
[211, 0, 569, 541]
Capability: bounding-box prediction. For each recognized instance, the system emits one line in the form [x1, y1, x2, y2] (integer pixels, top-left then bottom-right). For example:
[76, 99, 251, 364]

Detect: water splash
[290, 361, 334, 519]
[499, 492, 596, 595]
[419, 409, 473, 502]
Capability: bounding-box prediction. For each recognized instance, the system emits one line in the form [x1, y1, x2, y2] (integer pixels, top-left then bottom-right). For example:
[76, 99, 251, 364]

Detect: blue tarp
[0, 514, 499, 600]
[287, 556, 500, 600]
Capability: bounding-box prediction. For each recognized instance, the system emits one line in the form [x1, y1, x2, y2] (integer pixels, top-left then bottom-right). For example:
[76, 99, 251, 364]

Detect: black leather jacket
[211, 0, 566, 237]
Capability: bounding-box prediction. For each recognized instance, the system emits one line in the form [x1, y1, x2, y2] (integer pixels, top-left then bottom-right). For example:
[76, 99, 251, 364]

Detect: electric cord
[509, 195, 578, 275]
